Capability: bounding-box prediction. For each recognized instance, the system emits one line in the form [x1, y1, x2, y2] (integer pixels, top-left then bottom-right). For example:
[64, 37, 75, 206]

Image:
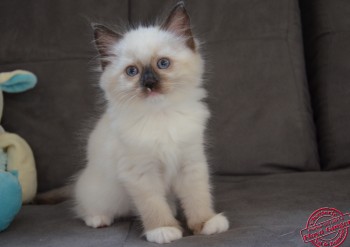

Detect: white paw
[200, 213, 229, 235]
[146, 226, 182, 244]
[84, 215, 113, 228]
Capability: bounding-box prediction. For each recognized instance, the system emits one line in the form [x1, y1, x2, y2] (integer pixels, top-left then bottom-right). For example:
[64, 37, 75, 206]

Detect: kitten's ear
[161, 1, 195, 50]
[92, 23, 121, 69]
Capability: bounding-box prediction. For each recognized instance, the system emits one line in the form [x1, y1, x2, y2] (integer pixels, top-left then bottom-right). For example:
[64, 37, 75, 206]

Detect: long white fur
[74, 25, 229, 244]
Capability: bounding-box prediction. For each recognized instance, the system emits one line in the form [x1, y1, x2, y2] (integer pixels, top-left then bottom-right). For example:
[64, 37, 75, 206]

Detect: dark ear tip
[91, 22, 98, 29]
[176, 1, 185, 7]
[91, 23, 104, 31]
[174, 1, 186, 11]
[91, 23, 114, 35]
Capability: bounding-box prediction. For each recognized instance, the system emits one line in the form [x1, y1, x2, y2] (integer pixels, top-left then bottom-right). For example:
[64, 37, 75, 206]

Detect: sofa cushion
[0, 61, 99, 192]
[1, 169, 350, 247]
[0, 0, 128, 192]
[0, 0, 128, 64]
[300, 0, 350, 170]
[0, 0, 320, 193]
[0, 201, 132, 246]
[130, 0, 319, 174]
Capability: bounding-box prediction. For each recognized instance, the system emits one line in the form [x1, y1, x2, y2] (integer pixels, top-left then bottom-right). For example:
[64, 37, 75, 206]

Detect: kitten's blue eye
[126, 66, 139, 77]
[157, 58, 170, 69]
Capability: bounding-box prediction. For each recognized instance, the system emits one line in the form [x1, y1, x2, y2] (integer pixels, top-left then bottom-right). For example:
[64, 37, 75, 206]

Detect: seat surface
[1, 169, 350, 247]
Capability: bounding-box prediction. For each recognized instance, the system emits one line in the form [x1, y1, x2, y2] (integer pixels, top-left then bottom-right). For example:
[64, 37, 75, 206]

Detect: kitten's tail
[34, 185, 73, 204]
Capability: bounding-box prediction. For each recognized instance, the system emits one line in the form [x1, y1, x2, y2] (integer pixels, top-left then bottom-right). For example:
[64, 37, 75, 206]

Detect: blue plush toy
[0, 149, 22, 232]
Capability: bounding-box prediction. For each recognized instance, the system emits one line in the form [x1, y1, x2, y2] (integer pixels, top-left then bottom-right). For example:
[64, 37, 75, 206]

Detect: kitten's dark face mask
[126, 65, 161, 93]
[124, 58, 171, 96]
[140, 66, 160, 93]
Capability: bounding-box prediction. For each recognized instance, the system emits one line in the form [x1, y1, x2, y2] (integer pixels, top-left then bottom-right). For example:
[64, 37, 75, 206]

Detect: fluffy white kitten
[74, 2, 229, 244]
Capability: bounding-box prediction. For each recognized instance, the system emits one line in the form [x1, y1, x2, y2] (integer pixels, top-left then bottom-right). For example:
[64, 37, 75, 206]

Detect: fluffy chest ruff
[107, 100, 210, 182]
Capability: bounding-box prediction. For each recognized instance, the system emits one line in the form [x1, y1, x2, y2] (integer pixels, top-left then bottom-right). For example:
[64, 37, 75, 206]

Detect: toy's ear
[0, 70, 37, 93]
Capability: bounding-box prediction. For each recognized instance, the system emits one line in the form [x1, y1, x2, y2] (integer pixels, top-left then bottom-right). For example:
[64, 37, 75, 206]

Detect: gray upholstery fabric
[0, 202, 131, 246]
[1, 170, 350, 247]
[0, 0, 128, 191]
[0, 0, 319, 194]
[0, 61, 99, 192]
[130, 0, 320, 175]
[1, 1, 349, 247]
[300, 0, 350, 170]
[0, 0, 128, 64]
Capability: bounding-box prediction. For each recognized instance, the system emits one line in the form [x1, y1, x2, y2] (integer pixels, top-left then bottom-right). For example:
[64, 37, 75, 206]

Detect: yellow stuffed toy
[0, 70, 37, 203]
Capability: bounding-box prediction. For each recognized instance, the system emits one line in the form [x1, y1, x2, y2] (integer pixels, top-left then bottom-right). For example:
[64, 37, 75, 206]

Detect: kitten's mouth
[144, 87, 161, 96]
[141, 81, 162, 96]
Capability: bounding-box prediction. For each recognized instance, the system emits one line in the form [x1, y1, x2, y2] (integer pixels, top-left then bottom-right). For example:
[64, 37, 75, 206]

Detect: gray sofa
[1, 0, 350, 246]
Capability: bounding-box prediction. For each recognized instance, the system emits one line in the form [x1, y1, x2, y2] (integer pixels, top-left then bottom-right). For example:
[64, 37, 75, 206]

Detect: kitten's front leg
[119, 163, 182, 244]
[174, 149, 229, 235]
